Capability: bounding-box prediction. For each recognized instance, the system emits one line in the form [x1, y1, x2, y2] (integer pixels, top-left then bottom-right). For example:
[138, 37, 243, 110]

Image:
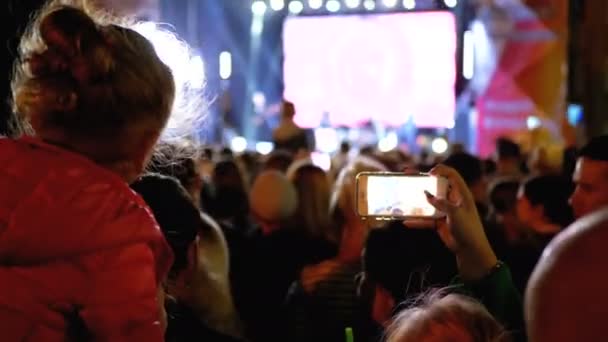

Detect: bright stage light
[378, 132, 399, 152]
[309, 0, 323, 10]
[326, 0, 341, 12]
[270, 0, 285, 11]
[231, 136, 248, 153]
[527, 116, 541, 130]
[444, 0, 458, 8]
[403, 0, 416, 10]
[251, 1, 267, 15]
[363, 0, 376, 10]
[289, 0, 305, 13]
[345, 0, 361, 9]
[189, 55, 205, 89]
[462, 30, 474, 80]
[219, 51, 232, 80]
[256, 142, 274, 155]
[311, 152, 331, 171]
[383, 0, 398, 8]
[431, 137, 449, 154]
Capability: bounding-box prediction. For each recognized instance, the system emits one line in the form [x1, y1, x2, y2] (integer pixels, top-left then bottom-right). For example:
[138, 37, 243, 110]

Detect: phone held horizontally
[355, 172, 448, 220]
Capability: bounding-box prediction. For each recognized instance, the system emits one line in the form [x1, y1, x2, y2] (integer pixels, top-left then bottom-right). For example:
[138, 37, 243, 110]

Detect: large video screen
[283, 11, 456, 128]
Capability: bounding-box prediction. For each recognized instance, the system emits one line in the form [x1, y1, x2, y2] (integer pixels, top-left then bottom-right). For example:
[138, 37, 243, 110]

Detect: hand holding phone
[424, 165, 498, 281]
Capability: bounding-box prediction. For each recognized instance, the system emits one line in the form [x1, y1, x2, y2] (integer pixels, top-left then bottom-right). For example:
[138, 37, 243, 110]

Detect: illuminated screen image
[366, 176, 438, 216]
[283, 11, 456, 129]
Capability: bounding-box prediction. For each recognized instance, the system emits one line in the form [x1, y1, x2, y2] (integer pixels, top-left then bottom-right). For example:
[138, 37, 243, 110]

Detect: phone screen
[359, 174, 443, 218]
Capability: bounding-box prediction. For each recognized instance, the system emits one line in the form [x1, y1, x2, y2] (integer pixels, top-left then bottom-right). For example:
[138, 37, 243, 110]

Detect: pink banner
[474, 0, 568, 156]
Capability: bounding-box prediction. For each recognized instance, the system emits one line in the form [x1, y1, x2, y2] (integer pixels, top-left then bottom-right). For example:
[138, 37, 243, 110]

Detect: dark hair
[496, 138, 521, 159]
[131, 174, 200, 278]
[264, 149, 294, 173]
[363, 223, 456, 304]
[202, 147, 214, 160]
[340, 141, 351, 153]
[578, 135, 608, 162]
[205, 159, 249, 221]
[522, 175, 574, 227]
[489, 179, 520, 214]
[443, 152, 483, 186]
[483, 158, 497, 176]
[148, 143, 199, 191]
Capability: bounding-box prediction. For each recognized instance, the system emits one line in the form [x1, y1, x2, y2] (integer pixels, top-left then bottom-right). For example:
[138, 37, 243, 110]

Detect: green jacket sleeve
[454, 264, 527, 342]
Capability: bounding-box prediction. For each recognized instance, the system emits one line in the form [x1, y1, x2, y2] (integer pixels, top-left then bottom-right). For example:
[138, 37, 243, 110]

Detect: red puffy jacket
[0, 137, 173, 341]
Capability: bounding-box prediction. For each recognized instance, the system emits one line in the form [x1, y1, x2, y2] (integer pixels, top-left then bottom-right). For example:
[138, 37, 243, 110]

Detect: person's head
[495, 138, 521, 175]
[569, 135, 608, 219]
[331, 156, 386, 260]
[483, 158, 497, 177]
[526, 208, 608, 342]
[132, 174, 238, 333]
[443, 152, 486, 204]
[516, 175, 574, 232]
[281, 100, 296, 120]
[385, 291, 510, 342]
[149, 142, 202, 205]
[332, 156, 387, 226]
[212, 158, 247, 190]
[340, 141, 351, 154]
[362, 224, 458, 328]
[131, 174, 198, 285]
[12, 4, 175, 182]
[249, 170, 298, 234]
[206, 159, 249, 222]
[288, 163, 334, 241]
[489, 179, 520, 216]
[263, 149, 294, 173]
[495, 137, 521, 161]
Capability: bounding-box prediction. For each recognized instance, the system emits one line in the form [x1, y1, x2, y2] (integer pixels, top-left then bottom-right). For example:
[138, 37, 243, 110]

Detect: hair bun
[40, 7, 102, 57]
[36, 6, 113, 83]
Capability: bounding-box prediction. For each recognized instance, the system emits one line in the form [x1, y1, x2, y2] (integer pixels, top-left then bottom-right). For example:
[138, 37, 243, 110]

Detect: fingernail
[424, 190, 434, 198]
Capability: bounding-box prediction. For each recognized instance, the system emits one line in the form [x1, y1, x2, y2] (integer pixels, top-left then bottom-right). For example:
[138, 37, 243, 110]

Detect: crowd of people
[2, 1, 608, 342]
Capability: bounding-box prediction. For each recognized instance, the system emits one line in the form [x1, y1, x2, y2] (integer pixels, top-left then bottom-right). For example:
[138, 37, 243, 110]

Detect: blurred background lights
[270, 0, 285, 11]
[382, 0, 398, 8]
[251, 1, 267, 15]
[326, 0, 341, 12]
[444, 0, 458, 8]
[308, 0, 323, 10]
[345, 0, 362, 9]
[288, 0, 305, 13]
[255, 141, 274, 155]
[403, 0, 416, 10]
[231, 136, 248, 153]
[378, 132, 399, 152]
[431, 137, 449, 154]
[363, 0, 376, 10]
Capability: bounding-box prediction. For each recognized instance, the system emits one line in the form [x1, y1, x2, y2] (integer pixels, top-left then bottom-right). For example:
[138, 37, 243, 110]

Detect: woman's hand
[423, 165, 498, 281]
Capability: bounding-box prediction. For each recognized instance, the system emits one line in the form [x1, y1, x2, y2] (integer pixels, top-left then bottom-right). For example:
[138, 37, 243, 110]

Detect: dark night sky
[2, 0, 47, 135]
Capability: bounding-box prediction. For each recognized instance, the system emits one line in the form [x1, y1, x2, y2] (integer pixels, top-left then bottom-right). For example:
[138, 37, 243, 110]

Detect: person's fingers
[429, 164, 474, 203]
[429, 165, 466, 189]
[425, 190, 455, 213]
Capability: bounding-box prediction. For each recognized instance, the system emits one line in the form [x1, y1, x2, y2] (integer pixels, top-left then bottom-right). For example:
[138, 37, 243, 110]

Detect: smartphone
[356, 172, 448, 219]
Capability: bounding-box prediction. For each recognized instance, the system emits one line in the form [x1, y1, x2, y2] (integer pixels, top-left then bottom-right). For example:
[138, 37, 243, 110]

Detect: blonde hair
[331, 156, 387, 224]
[11, 1, 205, 162]
[190, 213, 242, 337]
[385, 291, 510, 342]
[289, 162, 334, 241]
